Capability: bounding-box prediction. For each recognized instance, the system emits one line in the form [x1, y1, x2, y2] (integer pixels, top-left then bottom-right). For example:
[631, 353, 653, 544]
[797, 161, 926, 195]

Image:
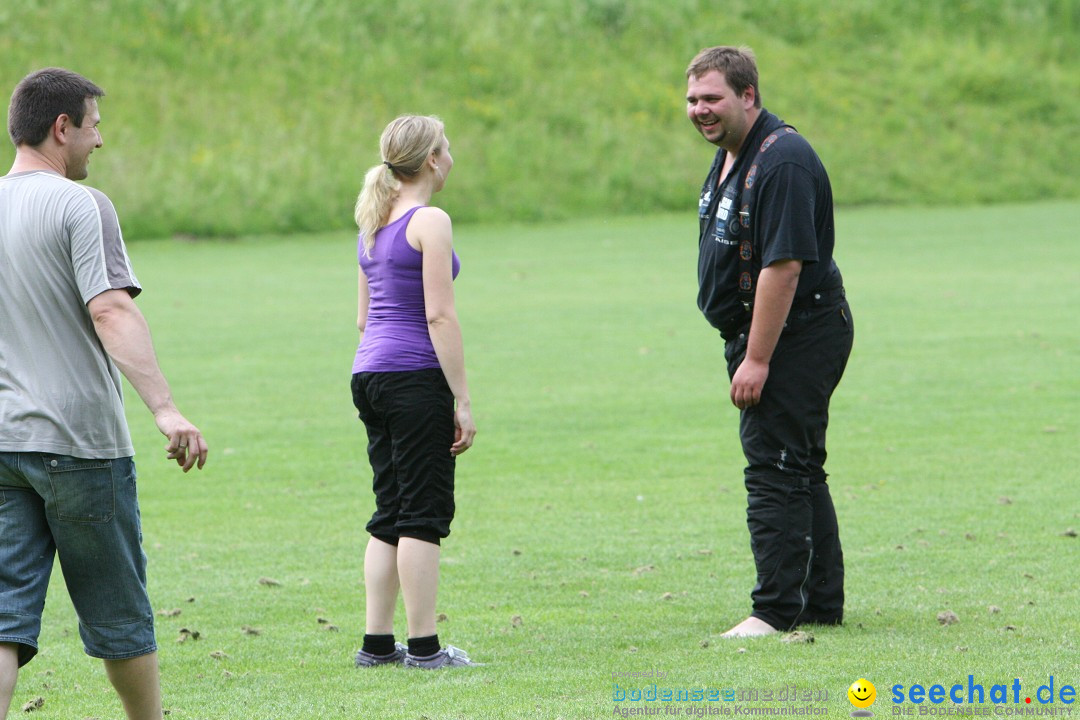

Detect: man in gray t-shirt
[0, 68, 207, 720]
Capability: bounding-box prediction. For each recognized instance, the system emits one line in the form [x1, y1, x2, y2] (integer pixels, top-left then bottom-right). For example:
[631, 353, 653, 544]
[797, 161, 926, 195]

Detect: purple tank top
[352, 206, 460, 373]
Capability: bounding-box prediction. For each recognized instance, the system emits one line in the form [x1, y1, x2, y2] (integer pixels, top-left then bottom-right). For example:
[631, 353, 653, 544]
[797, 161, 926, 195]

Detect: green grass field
[17, 202, 1079, 719]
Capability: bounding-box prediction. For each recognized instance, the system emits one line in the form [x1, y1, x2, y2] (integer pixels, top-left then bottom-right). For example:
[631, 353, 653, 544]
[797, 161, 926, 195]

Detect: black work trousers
[724, 296, 853, 630]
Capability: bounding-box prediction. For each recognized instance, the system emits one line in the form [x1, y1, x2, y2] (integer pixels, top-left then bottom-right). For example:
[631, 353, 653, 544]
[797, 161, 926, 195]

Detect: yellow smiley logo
[848, 679, 877, 709]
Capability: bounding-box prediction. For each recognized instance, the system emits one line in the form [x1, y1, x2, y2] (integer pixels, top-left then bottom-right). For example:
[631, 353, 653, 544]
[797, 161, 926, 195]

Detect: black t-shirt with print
[697, 109, 843, 335]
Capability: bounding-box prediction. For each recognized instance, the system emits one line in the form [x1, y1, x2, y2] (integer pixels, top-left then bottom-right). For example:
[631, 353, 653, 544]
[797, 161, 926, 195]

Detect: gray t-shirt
[0, 170, 141, 458]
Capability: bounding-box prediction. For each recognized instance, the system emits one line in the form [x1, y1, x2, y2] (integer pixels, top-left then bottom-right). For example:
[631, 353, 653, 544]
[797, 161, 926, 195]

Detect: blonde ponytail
[354, 163, 398, 258]
[353, 115, 445, 258]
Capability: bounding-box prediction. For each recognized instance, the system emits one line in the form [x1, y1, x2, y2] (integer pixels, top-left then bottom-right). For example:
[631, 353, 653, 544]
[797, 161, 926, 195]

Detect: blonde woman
[350, 116, 478, 669]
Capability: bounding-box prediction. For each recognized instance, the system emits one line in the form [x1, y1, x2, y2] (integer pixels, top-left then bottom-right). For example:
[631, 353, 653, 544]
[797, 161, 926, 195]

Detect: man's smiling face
[686, 69, 755, 154]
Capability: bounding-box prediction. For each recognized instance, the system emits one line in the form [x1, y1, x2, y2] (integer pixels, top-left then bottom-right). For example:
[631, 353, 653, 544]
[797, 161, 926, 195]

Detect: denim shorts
[0, 452, 156, 667]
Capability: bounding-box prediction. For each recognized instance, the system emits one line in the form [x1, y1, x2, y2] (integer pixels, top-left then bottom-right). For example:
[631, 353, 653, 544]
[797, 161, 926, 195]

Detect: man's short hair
[8, 68, 105, 148]
[686, 46, 762, 108]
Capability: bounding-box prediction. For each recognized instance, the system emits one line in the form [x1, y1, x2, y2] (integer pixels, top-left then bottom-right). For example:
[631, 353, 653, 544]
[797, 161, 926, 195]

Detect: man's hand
[731, 356, 769, 409]
[731, 259, 801, 410]
[88, 290, 207, 472]
[155, 407, 208, 471]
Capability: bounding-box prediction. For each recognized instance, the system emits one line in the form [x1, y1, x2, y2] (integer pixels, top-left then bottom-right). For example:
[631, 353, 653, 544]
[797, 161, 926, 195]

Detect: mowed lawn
[19, 202, 1079, 719]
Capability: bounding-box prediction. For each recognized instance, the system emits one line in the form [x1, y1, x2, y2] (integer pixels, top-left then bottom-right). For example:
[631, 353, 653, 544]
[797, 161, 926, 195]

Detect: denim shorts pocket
[41, 455, 115, 523]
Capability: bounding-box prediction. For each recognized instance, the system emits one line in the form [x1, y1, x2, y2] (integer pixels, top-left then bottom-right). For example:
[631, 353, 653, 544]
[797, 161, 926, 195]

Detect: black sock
[362, 634, 397, 656]
[407, 634, 440, 658]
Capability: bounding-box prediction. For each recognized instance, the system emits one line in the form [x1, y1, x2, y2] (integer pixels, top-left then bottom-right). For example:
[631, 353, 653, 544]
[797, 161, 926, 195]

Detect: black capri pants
[351, 369, 456, 545]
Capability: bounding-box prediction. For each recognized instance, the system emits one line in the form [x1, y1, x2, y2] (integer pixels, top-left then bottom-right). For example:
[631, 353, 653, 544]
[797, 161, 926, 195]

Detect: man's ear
[52, 114, 72, 145]
[743, 87, 757, 109]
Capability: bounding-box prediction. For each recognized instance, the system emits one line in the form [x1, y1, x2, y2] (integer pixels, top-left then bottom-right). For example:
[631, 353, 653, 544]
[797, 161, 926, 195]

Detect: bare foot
[720, 616, 778, 638]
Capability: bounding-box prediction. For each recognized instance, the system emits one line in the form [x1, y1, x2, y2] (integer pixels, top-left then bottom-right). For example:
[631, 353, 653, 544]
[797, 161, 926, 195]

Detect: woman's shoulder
[408, 206, 452, 240]
[405, 206, 453, 253]
[411, 205, 452, 227]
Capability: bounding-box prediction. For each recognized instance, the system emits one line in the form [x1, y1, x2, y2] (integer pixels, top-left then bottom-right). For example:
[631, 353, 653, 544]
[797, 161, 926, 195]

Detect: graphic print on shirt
[711, 178, 742, 247]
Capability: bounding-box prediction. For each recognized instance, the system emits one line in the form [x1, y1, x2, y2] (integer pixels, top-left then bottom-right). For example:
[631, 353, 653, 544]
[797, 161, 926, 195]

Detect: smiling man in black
[687, 46, 854, 638]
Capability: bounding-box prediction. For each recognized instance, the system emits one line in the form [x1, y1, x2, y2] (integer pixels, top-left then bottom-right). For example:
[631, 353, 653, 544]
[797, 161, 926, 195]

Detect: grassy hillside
[2, 0, 1077, 238]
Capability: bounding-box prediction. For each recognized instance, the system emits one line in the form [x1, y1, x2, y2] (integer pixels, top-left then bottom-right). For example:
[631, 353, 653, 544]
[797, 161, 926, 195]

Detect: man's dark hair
[8, 67, 105, 148]
[686, 46, 762, 108]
